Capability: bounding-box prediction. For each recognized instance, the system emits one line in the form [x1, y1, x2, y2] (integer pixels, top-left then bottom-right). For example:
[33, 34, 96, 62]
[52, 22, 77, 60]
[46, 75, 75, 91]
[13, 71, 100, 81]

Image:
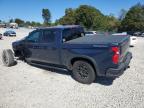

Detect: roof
[37, 25, 81, 30]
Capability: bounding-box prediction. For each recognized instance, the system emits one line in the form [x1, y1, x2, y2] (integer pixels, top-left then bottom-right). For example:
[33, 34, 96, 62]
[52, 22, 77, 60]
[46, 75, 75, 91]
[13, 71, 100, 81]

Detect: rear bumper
[106, 52, 132, 77]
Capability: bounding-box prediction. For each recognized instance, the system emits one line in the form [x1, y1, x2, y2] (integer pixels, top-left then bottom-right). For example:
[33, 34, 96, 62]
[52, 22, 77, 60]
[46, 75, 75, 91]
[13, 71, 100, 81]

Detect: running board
[30, 62, 68, 71]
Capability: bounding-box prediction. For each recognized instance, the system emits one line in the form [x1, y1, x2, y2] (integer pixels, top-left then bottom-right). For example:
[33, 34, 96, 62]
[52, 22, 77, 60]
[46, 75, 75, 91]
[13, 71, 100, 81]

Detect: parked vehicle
[112, 32, 137, 47]
[133, 32, 141, 36]
[0, 33, 2, 39]
[0, 24, 7, 28]
[9, 23, 18, 29]
[141, 33, 144, 37]
[3, 30, 16, 36]
[2, 25, 132, 84]
[85, 31, 97, 36]
[130, 35, 137, 46]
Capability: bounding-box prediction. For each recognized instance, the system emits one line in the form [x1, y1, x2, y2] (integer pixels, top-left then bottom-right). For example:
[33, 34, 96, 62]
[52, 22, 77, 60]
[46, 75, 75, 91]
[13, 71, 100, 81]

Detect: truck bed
[66, 35, 129, 45]
[66, 35, 130, 63]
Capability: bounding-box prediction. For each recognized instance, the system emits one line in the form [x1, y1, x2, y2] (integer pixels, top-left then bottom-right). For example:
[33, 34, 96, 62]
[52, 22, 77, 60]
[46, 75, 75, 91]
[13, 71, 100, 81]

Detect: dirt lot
[0, 28, 144, 108]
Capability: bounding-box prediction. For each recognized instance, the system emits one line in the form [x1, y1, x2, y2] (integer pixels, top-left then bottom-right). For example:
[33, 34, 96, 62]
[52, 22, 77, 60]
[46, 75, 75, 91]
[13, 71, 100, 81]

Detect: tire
[72, 60, 96, 84]
[2, 49, 16, 67]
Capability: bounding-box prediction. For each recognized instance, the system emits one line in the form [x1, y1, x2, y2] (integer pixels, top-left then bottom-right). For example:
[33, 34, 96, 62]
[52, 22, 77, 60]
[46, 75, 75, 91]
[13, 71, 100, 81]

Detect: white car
[85, 31, 97, 36]
[112, 32, 137, 47]
[130, 35, 137, 46]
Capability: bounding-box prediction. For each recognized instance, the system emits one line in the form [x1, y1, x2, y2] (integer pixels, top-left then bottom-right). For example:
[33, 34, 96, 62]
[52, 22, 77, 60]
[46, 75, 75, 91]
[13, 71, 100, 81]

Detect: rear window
[62, 28, 84, 42]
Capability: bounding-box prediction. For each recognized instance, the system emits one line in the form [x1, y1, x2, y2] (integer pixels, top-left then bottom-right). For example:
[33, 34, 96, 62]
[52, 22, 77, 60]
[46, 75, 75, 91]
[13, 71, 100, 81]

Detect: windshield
[62, 28, 84, 42]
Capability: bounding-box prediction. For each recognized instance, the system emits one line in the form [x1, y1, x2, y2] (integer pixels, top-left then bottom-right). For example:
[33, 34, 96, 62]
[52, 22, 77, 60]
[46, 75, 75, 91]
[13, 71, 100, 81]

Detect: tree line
[0, 9, 51, 28]
[1, 3, 143, 32]
[55, 5, 120, 32]
[119, 3, 144, 32]
[55, 3, 144, 32]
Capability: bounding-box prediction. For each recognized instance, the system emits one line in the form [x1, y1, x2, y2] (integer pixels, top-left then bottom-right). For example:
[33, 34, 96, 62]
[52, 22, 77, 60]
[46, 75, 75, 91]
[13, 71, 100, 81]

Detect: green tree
[24, 21, 41, 27]
[120, 3, 144, 32]
[9, 19, 14, 23]
[15, 18, 25, 26]
[75, 5, 103, 30]
[92, 14, 120, 32]
[56, 5, 119, 32]
[105, 15, 120, 32]
[55, 8, 76, 25]
[25, 21, 31, 26]
[92, 15, 107, 31]
[31, 21, 36, 27]
[35, 22, 41, 26]
[42, 8, 51, 26]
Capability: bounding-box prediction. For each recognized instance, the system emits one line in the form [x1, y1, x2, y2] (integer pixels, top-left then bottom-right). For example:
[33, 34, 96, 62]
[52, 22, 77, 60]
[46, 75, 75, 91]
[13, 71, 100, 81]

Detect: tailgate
[119, 36, 130, 62]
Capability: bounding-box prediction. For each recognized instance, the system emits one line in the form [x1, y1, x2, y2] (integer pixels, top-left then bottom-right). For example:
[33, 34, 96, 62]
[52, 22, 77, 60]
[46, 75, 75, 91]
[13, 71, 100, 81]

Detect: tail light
[112, 47, 120, 64]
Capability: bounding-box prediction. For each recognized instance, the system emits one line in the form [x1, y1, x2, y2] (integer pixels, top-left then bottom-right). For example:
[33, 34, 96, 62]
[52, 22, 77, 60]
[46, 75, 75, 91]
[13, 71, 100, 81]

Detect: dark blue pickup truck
[2, 25, 132, 84]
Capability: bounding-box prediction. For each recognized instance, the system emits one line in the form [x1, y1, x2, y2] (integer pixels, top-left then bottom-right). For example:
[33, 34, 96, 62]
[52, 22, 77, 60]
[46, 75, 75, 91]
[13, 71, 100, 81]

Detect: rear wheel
[2, 49, 16, 67]
[72, 60, 96, 84]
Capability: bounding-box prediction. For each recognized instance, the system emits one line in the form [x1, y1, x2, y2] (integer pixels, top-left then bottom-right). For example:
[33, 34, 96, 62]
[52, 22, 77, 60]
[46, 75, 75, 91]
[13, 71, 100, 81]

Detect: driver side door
[24, 30, 42, 62]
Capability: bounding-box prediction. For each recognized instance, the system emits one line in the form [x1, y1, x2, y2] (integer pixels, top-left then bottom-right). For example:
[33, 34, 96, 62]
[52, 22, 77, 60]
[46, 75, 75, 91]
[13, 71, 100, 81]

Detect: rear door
[119, 36, 130, 62]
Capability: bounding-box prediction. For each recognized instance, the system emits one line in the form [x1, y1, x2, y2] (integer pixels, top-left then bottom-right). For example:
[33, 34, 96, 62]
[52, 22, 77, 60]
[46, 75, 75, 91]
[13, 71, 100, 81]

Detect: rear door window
[62, 28, 84, 42]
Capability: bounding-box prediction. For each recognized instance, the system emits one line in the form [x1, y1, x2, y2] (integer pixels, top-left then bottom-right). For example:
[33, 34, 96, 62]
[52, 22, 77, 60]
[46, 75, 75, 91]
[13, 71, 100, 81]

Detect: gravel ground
[0, 28, 144, 108]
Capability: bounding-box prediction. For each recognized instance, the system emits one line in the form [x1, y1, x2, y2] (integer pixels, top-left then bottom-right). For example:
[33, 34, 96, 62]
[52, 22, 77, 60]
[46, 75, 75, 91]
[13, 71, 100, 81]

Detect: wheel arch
[69, 56, 100, 75]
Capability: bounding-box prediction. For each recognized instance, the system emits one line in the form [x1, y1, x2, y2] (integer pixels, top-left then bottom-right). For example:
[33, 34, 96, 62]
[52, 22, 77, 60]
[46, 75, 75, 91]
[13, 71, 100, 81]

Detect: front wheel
[72, 60, 96, 84]
[2, 49, 16, 67]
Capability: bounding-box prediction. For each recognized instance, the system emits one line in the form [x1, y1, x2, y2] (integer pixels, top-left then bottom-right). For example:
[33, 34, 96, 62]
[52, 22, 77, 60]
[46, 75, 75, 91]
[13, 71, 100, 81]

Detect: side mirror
[63, 38, 66, 42]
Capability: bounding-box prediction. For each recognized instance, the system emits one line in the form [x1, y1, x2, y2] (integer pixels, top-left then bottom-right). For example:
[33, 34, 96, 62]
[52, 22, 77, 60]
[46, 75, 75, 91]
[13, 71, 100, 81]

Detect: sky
[0, 0, 144, 23]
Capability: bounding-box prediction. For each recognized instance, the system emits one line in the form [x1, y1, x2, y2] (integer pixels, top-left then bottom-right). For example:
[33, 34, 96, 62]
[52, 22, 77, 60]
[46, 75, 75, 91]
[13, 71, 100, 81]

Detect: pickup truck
[2, 25, 132, 84]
